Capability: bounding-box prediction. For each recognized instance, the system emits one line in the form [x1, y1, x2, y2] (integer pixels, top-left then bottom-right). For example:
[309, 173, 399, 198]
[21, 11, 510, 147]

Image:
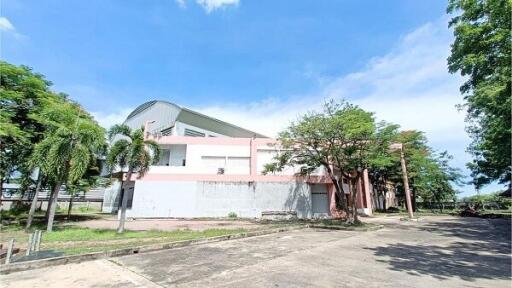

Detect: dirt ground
[73, 216, 264, 231]
[2, 215, 510, 288]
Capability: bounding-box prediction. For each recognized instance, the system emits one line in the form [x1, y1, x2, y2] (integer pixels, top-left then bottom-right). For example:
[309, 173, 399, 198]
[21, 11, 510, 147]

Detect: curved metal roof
[127, 100, 167, 120]
[124, 100, 268, 138]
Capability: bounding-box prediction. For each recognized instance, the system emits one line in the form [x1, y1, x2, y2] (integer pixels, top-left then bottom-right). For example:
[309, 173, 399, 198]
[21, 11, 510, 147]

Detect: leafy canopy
[30, 97, 106, 185]
[106, 124, 160, 178]
[447, 0, 511, 187]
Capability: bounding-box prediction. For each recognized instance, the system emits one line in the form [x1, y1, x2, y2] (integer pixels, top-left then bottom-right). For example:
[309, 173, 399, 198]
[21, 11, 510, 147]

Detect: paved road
[2, 216, 510, 287]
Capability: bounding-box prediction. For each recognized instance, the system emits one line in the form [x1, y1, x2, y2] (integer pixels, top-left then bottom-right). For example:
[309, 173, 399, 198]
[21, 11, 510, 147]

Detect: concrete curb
[0, 225, 305, 275]
[307, 224, 384, 232]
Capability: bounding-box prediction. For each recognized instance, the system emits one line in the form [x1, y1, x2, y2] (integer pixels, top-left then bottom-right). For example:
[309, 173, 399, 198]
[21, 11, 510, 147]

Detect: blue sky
[1, 0, 504, 195]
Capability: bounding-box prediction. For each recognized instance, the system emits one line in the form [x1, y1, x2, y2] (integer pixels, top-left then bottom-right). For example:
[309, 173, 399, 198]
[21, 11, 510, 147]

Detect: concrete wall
[125, 180, 314, 218]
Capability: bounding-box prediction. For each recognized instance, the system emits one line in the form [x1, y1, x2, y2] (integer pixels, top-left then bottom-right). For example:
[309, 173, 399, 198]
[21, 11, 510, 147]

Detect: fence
[417, 201, 508, 210]
[1, 187, 105, 202]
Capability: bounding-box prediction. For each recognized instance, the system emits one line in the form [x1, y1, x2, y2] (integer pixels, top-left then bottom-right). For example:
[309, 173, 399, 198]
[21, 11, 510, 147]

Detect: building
[102, 100, 373, 218]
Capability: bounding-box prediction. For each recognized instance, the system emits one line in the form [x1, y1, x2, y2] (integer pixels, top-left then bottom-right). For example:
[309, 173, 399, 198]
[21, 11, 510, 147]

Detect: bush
[386, 207, 400, 213]
[227, 212, 237, 218]
[7, 201, 31, 216]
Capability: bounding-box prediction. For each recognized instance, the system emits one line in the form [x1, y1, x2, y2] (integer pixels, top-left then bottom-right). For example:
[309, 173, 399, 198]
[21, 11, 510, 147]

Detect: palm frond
[108, 124, 132, 142]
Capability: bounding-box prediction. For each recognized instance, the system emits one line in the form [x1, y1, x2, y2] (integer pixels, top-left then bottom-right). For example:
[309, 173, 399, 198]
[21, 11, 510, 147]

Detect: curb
[307, 224, 383, 232]
[0, 225, 305, 275]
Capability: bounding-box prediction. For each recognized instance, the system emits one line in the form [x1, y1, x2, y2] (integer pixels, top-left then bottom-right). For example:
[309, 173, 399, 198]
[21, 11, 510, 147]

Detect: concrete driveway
[2, 216, 510, 287]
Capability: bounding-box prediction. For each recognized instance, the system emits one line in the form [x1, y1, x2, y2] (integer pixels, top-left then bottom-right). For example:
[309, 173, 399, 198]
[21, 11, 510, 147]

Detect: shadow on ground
[367, 217, 511, 282]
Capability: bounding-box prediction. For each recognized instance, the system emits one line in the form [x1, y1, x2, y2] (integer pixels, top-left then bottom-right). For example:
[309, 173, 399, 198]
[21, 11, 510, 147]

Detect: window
[201, 156, 226, 173]
[157, 149, 170, 166]
[161, 126, 173, 136]
[170, 144, 187, 166]
[184, 128, 205, 137]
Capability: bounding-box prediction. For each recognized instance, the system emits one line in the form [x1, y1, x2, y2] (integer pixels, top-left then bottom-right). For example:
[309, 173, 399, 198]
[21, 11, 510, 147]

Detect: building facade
[103, 100, 373, 218]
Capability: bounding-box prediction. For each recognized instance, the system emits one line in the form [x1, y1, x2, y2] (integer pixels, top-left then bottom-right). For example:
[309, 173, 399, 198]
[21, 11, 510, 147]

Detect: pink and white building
[102, 100, 374, 218]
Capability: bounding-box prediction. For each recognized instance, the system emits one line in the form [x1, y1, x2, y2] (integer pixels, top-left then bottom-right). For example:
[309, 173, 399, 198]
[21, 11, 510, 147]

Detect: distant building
[103, 100, 374, 218]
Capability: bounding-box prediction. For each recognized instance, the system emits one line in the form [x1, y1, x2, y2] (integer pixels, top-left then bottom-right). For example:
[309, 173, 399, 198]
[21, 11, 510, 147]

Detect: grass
[373, 209, 456, 216]
[0, 208, 253, 257]
[1, 223, 248, 256]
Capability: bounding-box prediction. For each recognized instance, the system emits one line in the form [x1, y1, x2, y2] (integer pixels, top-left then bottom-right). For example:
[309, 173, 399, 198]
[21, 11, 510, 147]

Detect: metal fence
[1, 187, 105, 202]
[417, 201, 508, 210]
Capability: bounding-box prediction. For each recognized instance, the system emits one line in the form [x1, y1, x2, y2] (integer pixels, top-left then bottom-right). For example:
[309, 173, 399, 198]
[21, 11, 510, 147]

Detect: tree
[31, 97, 105, 232]
[25, 169, 46, 230]
[264, 100, 380, 223]
[447, 0, 511, 189]
[367, 123, 402, 210]
[0, 62, 54, 205]
[392, 131, 462, 210]
[106, 124, 159, 233]
[65, 159, 104, 220]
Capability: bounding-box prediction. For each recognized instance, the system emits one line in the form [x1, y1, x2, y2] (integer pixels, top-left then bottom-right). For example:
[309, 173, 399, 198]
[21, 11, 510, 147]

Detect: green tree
[0, 62, 54, 203]
[264, 100, 379, 223]
[394, 131, 462, 210]
[31, 97, 105, 232]
[367, 123, 402, 210]
[447, 0, 511, 189]
[65, 158, 105, 219]
[106, 124, 159, 233]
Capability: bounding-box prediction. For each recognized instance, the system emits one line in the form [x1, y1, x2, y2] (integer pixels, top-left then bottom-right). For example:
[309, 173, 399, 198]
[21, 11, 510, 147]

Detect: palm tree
[106, 124, 160, 233]
[31, 99, 105, 232]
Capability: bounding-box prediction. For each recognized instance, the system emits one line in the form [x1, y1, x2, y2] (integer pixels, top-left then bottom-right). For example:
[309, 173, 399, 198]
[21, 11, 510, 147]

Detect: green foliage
[264, 100, 377, 178]
[106, 124, 160, 178]
[460, 191, 512, 209]
[447, 0, 512, 187]
[0, 61, 56, 193]
[228, 212, 238, 218]
[266, 100, 462, 215]
[264, 100, 382, 222]
[393, 131, 462, 205]
[30, 98, 106, 185]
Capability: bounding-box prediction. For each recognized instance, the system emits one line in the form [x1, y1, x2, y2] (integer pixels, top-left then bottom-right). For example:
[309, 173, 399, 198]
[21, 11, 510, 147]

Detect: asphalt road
[2, 216, 510, 288]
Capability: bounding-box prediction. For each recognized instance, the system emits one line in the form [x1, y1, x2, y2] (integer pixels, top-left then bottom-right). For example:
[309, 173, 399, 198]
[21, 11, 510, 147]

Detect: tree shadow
[367, 217, 512, 281]
[417, 217, 511, 253]
[368, 241, 511, 281]
[284, 183, 311, 218]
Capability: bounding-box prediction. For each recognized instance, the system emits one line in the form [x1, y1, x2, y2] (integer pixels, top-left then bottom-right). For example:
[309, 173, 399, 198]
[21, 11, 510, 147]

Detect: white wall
[151, 144, 251, 175]
[151, 143, 327, 177]
[126, 180, 314, 218]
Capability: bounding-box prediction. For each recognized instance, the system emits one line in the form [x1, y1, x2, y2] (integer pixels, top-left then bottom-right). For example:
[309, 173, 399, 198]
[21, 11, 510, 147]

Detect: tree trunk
[46, 181, 62, 232]
[45, 188, 54, 221]
[67, 196, 74, 220]
[0, 176, 3, 209]
[412, 190, 417, 212]
[330, 175, 348, 215]
[350, 179, 359, 223]
[117, 169, 132, 234]
[26, 174, 43, 230]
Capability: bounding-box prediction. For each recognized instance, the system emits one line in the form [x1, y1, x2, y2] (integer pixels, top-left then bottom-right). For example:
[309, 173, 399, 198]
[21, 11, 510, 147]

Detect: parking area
[2, 216, 510, 288]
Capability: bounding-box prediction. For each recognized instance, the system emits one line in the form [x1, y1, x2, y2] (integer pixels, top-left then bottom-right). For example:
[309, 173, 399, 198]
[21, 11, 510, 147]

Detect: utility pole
[390, 143, 414, 219]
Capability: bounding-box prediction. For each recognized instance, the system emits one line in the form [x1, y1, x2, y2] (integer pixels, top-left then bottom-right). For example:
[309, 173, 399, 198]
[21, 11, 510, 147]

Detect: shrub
[228, 212, 237, 218]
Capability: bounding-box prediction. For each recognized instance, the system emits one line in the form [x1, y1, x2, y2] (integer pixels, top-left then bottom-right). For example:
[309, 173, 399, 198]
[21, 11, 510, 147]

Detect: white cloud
[194, 17, 482, 193]
[0, 17, 14, 31]
[196, 18, 465, 146]
[91, 108, 133, 129]
[175, 0, 186, 8]
[196, 0, 239, 13]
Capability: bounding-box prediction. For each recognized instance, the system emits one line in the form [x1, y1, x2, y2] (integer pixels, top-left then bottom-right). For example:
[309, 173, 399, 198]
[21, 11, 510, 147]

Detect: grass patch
[41, 227, 247, 242]
[1, 225, 249, 256]
[373, 209, 457, 217]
